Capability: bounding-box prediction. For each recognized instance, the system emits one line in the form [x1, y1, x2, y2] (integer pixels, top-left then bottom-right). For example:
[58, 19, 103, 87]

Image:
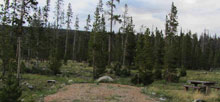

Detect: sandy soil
[44, 83, 157, 102]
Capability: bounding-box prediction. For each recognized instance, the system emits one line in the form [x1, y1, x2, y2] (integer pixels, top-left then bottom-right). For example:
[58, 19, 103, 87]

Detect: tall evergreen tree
[181, 31, 192, 69]
[49, 0, 63, 75]
[43, 0, 50, 27]
[89, 5, 108, 79]
[84, 14, 91, 31]
[72, 15, 79, 60]
[0, 0, 14, 77]
[163, 2, 179, 82]
[134, 28, 154, 85]
[64, 3, 73, 64]
[121, 4, 128, 66]
[106, 0, 121, 65]
[11, 0, 38, 79]
[153, 28, 164, 79]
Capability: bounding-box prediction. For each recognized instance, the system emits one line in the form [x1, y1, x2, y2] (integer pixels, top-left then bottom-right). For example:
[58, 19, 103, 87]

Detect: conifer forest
[0, 0, 220, 102]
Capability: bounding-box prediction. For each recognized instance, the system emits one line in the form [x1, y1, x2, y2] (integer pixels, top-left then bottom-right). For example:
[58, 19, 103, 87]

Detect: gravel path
[44, 83, 156, 102]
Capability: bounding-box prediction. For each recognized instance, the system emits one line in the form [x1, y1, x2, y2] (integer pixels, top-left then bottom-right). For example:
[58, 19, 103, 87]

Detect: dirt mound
[44, 83, 156, 102]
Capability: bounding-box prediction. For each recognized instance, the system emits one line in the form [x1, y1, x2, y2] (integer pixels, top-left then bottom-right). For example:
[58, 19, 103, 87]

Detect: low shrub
[131, 71, 154, 85]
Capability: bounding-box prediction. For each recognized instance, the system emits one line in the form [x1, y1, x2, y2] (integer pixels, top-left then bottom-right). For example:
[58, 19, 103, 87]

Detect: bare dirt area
[44, 83, 157, 102]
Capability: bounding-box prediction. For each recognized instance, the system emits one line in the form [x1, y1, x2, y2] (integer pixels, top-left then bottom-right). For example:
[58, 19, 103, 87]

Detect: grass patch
[17, 61, 94, 102]
[141, 70, 220, 102]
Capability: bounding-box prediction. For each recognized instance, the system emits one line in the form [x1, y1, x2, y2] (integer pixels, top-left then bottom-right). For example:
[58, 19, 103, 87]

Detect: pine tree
[153, 28, 164, 79]
[0, 0, 14, 77]
[191, 34, 201, 69]
[0, 2, 22, 99]
[181, 31, 192, 69]
[64, 3, 73, 64]
[134, 28, 154, 85]
[163, 2, 179, 82]
[89, 5, 108, 79]
[29, 7, 44, 68]
[124, 17, 136, 67]
[43, 0, 50, 27]
[72, 15, 79, 60]
[49, 0, 63, 75]
[10, 0, 38, 79]
[121, 4, 128, 66]
[0, 73, 22, 102]
[84, 15, 91, 31]
[42, 0, 51, 60]
[106, 0, 121, 65]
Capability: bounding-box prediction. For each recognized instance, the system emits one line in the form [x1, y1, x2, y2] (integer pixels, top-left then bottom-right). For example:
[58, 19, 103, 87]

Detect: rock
[47, 80, 56, 84]
[28, 85, 34, 90]
[96, 76, 114, 83]
[193, 99, 206, 102]
[68, 80, 73, 83]
[151, 92, 156, 95]
[159, 97, 166, 101]
[202, 72, 208, 74]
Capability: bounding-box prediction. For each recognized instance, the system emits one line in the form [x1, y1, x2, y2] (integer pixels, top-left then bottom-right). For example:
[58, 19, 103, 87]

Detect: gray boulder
[96, 76, 114, 83]
[193, 99, 206, 102]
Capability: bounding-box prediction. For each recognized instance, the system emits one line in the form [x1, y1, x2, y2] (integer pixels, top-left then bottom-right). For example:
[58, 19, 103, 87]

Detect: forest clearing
[1, 0, 220, 102]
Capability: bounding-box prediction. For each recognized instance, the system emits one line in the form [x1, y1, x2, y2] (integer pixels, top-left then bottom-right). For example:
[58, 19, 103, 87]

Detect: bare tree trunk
[64, 30, 69, 61]
[93, 33, 96, 79]
[77, 34, 81, 61]
[72, 30, 77, 60]
[16, 37, 21, 79]
[36, 34, 39, 68]
[2, 61, 6, 77]
[121, 34, 124, 62]
[122, 34, 128, 66]
[108, 0, 114, 65]
[93, 50, 96, 79]
[17, 0, 25, 80]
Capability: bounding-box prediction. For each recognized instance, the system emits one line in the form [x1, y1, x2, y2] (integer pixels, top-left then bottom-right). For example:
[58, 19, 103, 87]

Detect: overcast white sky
[1, 0, 220, 36]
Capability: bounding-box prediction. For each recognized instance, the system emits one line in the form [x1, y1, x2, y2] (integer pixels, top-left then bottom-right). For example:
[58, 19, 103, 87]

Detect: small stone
[159, 97, 166, 101]
[47, 80, 56, 84]
[151, 92, 156, 95]
[68, 80, 73, 83]
[28, 85, 34, 90]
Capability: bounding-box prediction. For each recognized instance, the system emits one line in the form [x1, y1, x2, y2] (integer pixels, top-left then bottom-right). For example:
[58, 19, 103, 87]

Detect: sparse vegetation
[142, 70, 220, 102]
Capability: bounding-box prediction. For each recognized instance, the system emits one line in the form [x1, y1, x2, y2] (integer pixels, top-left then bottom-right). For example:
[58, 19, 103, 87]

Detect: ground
[44, 83, 156, 102]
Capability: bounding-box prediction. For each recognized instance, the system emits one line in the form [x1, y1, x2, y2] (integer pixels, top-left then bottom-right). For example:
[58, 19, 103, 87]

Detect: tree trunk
[2, 60, 6, 77]
[108, 0, 114, 65]
[72, 30, 77, 60]
[77, 34, 81, 61]
[122, 34, 128, 66]
[16, 37, 21, 79]
[93, 33, 96, 79]
[64, 30, 69, 61]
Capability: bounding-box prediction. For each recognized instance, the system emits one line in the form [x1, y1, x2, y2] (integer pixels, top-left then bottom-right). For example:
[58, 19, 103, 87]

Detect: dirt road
[44, 83, 157, 102]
